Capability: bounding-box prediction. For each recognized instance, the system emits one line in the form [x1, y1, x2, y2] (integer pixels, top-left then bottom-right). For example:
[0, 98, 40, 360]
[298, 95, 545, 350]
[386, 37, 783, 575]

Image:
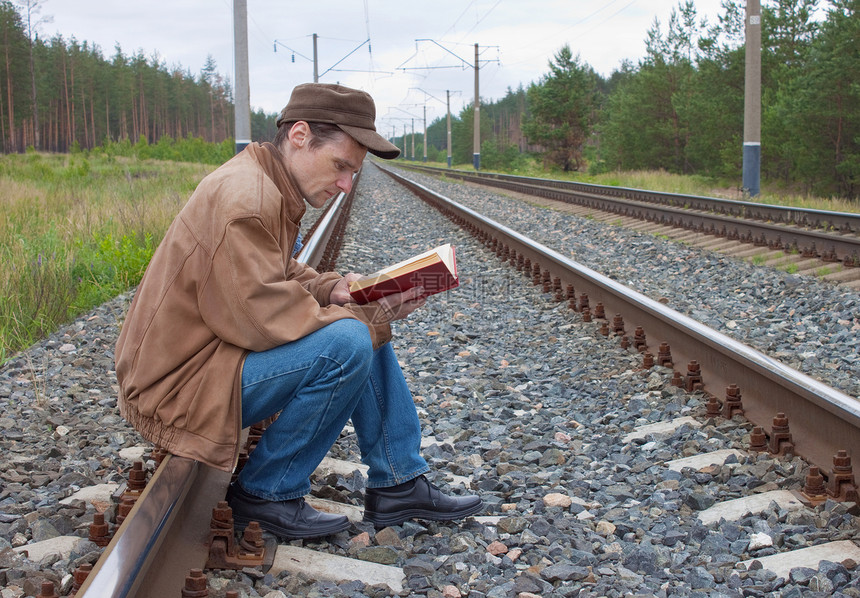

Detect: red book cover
[349, 244, 459, 304]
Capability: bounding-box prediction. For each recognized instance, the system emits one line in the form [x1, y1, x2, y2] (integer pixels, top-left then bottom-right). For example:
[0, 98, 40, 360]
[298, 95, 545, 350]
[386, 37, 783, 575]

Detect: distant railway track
[396, 163, 860, 270]
[71, 163, 859, 597]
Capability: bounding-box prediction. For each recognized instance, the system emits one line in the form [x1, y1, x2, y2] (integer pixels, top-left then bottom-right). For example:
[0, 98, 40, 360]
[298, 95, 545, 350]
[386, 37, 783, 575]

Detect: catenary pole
[423, 105, 427, 162]
[473, 43, 481, 171]
[743, 0, 762, 196]
[233, 0, 251, 154]
[313, 34, 319, 82]
[446, 90, 452, 168]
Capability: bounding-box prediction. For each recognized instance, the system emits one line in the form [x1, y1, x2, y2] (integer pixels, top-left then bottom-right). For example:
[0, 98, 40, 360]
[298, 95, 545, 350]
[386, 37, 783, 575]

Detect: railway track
[395, 164, 860, 289]
[19, 163, 859, 597]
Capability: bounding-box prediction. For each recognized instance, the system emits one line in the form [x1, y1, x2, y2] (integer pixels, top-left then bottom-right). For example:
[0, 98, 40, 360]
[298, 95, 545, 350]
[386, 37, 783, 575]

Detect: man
[115, 83, 482, 539]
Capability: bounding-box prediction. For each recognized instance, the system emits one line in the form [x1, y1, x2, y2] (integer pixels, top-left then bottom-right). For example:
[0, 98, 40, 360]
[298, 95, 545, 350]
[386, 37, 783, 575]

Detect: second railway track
[3, 161, 859, 597]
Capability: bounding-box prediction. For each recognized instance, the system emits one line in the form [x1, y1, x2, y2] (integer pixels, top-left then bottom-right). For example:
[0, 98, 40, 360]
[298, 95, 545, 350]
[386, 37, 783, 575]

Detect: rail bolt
[127, 460, 148, 493]
[642, 352, 654, 369]
[620, 335, 630, 349]
[802, 466, 828, 504]
[581, 307, 592, 322]
[239, 521, 266, 557]
[657, 342, 673, 368]
[578, 293, 590, 312]
[593, 303, 605, 319]
[828, 450, 859, 502]
[749, 426, 768, 452]
[670, 371, 684, 387]
[70, 562, 93, 596]
[768, 412, 795, 456]
[612, 314, 625, 335]
[633, 327, 647, 352]
[182, 568, 209, 597]
[88, 512, 111, 547]
[705, 396, 721, 417]
[599, 322, 609, 336]
[722, 384, 744, 419]
[37, 581, 58, 598]
[684, 361, 703, 392]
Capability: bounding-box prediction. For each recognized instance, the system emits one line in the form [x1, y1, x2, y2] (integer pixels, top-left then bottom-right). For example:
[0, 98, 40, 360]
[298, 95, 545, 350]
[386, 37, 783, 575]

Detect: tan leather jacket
[115, 142, 392, 471]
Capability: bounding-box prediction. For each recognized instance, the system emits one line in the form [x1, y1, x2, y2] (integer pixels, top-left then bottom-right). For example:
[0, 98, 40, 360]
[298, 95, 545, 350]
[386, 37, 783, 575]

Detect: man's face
[287, 124, 368, 208]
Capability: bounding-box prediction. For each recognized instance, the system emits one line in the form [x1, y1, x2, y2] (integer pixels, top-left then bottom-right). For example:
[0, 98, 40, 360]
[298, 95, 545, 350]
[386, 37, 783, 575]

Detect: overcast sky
[41, 0, 727, 133]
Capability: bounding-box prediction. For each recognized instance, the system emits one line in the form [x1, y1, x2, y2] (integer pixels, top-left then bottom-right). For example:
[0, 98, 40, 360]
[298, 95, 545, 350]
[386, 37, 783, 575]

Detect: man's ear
[287, 121, 311, 149]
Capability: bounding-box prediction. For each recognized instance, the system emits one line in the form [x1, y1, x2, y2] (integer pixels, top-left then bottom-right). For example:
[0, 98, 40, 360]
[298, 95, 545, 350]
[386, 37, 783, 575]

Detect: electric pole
[399, 40, 497, 170]
[446, 90, 452, 168]
[743, 0, 762, 197]
[233, 0, 251, 153]
[473, 43, 481, 171]
[313, 33, 319, 82]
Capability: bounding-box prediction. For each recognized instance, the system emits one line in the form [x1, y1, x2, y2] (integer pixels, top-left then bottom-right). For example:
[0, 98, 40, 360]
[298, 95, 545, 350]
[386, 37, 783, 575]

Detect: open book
[349, 243, 459, 304]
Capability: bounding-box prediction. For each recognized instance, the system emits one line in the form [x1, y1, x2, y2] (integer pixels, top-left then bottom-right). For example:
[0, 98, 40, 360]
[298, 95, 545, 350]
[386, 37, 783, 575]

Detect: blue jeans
[237, 318, 429, 501]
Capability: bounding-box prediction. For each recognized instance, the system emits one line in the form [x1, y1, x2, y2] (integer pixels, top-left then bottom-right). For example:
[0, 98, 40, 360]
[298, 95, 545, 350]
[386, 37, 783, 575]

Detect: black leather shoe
[363, 475, 483, 527]
[226, 483, 350, 539]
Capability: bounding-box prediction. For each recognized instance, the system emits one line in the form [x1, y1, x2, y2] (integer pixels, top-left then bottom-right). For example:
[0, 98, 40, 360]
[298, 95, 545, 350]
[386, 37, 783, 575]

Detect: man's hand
[331, 273, 426, 321]
[330, 273, 363, 306]
[376, 286, 426, 321]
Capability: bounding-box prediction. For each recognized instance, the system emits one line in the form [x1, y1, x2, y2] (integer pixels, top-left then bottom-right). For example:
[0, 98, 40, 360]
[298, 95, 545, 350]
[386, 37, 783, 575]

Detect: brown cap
[277, 83, 400, 160]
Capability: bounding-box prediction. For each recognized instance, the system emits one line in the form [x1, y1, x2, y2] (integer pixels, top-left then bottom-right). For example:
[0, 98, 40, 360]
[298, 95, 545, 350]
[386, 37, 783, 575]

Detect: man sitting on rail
[114, 83, 482, 538]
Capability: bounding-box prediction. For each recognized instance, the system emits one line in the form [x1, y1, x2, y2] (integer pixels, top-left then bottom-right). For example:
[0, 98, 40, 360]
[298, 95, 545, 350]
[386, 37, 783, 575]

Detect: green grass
[1, 150, 216, 362]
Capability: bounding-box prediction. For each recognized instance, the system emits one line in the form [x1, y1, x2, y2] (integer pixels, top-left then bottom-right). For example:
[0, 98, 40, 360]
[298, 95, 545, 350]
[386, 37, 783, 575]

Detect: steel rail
[77, 180, 358, 598]
[398, 164, 860, 263]
[401, 163, 860, 233]
[378, 163, 860, 479]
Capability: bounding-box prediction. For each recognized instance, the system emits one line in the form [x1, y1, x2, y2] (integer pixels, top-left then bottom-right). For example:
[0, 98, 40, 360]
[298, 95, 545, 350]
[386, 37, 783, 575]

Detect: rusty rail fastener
[37, 581, 58, 598]
[657, 342, 673, 368]
[705, 396, 721, 417]
[593, 303, 605, 319]
[769, 412, 795, 456]
[642, 352, 654, 369]
[126, 460, 148, 494]
[828, 450, 860, 503]
[749, 426, 768, 452]
[68, 562, 93, 596]
[612, 314, 625, 336]
[116, 495, 136, 526]
[684, 361, 703, 392]
[581, 307, 592, 323]
[578, 293, 590, 313]
[802, 466, 828, 505]
[633, 327, 647, 352]
[722, 384, 744, 419]
[206, 501, 265, 570]
[599, 322, 609, 336]
[620, 335, 630, 350]
[182, 568, 209, 598]
[88, 512, 111, 547]
[670, 371, 684, 387]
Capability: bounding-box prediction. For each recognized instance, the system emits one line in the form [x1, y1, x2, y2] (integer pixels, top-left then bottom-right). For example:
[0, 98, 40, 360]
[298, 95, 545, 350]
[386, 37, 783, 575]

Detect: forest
[0, 0, 857, 198]
[415, 0, 858, 199]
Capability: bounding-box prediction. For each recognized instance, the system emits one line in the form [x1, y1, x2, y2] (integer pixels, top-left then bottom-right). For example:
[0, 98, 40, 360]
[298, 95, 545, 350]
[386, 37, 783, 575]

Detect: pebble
[0, 162, 858, 597]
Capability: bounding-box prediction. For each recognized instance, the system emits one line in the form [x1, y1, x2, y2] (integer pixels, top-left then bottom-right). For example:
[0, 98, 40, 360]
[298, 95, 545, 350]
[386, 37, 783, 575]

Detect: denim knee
[323, 319, 374, 372]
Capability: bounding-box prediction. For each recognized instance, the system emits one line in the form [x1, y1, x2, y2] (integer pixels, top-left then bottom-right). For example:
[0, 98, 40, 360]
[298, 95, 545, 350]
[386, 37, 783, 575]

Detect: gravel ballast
[0, 161, 858, 598]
